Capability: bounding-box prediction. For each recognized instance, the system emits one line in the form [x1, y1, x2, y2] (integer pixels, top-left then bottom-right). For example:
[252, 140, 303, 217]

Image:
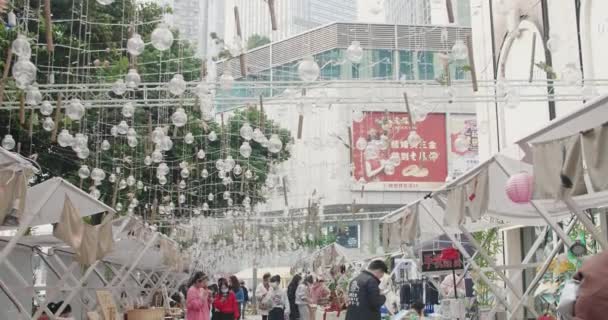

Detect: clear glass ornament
[122, 102, 135, 118]
[201, 168, 209, 178]
[224, 156, 235, 171]
[126, 33, 145, 56]
[240, 123, 254, 140]
[260, 136, 269, 149]
[412, 105, 429, 123]
[1, 134, 15, 150]
[77, 147, 90, 160]
[109, 173, 116, 183]
[504, 88, 521, 109]
[220, 69, 234, 90]
[171, 107, 188, 127]
[193, 208, 201, 216]
[355, 137, 367, 151]
[110, 125, 119, 137]
[215, 159, 225, 171]
[137, 181, 144, 190]
[152, 127, 165, 144]
[180, 167, 190, 179]
[369, 0, 383, 15]
[179, 194, 186, 204]
[561, 63, 581, 85]
[352, 109, 364, 122]
[90, 188, 101, 200]
[125, 69, 141, 89]
[268, 134, 283, 153]
[208, 193, 214, 201]
[252, 128, 265, 143]
[223, 191, 230, 200]
[158, 175, 167, 185]
[144, 155, 152, 166]
[454, 134, 469, 152]
[117, 121, 129, 135]
[202, 202, 210, 211]
[179, 160, 188, 169]
[227, 198, 233, 206]
[151, 149, 163, 163]
[407, 131, 422, 148]
[101, 139, 111, 151]
[161, 136, 173, 151]
[208, 131, 218, 142]
[7, 11, 16, 27]
[12, 57, 36, 89]
[151, 23, 174, 51]
[451, 40, 468, 60]
[546, 34, 560, 53]
[112, 79, 127, 95]
[346, 41, 363, 64]
[298, 55, 320, 82]
[126, 128, 136, 138]
[127, 136, 138, 148]
[117, 179, 127, 190]
[12, 34, 31, 58]
[239, 141, 252, 158]
[91, 168, 106, 181]
[233, 164, 242, 176]
[42, 117, 55, 131]
[57, 130, 72, 147]
[179, 180, 187, 190]
[168, 74, 186, 96]
[26, 84, 42, 106]
[184, 132, 194, 144]
[72, 134, 88, 152]
[40, 100, 54, 116]
[157, 162, 170, 176]
[228, 36, 243, 57]
[197, 149, 206, 159]
[96, 0, 115, 5]
[126, 175, 136, 187]
[78, 165, 90, 179]
[66, 99, 85, 120]
[244, 169, 253, 179]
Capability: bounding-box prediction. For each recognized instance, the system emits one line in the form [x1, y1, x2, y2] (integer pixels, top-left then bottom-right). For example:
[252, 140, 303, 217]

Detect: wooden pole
[403, 92, 414, 127]
[259, 95, 264, 131]
[446, 0, 455, 24]
[268, 0, 277, 31]
[529, 33, 537, 83]
[51, 94, 62, 142]
[297, 89, 306, 139]
[18, 93, 25, 125]
[466, 36, 478, 92]
[43, 0, 54, 52]
[0, 46, 13, 107]
[234, 6, 247, 77]
[282, 176, 289, 206]
[347, 126, 353, 164]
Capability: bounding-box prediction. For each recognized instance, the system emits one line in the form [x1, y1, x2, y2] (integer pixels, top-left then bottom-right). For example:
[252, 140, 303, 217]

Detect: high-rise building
[384, 0, 470, 26]
[224, 0, 357, 45]
[170, 0, 225, 57]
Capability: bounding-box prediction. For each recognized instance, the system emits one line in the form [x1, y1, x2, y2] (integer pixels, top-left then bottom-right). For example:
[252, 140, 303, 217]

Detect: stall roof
[25, 177, 116, 226]
[0, 147, 36, 175]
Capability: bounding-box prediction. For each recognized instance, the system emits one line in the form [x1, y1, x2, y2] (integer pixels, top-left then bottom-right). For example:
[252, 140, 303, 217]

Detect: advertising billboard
[448, 114, 479, 178]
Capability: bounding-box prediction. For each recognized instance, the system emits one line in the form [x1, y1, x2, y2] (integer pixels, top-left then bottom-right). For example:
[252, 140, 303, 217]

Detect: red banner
[351, 112, 447, 191]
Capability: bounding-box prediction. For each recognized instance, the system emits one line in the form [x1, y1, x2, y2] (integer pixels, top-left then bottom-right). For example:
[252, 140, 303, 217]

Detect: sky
[357, 0, 386, 23]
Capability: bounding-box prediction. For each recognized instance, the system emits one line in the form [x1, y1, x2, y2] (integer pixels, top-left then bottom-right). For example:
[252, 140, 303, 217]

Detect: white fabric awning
[0, 147, 36, 176]
[25, 177, 115, 226]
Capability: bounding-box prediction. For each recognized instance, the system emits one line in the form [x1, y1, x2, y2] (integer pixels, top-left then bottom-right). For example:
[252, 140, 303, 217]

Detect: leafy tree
[246, 34, 270, 50]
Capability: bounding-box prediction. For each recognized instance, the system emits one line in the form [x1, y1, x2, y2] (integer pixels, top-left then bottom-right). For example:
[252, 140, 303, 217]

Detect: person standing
[267, 275, 290, 320]
[287, 274, 302, 320]
[240, 280, 249, 319]
[256, 273, 272, 320]
[345, 260, 388, 320]
[187, 272, 211, 320]
[230, 276, 245, 319]
[213, 278, 240, 320]
[296, 275, 314, 320]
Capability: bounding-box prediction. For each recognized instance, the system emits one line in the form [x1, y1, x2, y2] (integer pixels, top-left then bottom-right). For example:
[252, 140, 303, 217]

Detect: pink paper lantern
[506, 172, 534, 204]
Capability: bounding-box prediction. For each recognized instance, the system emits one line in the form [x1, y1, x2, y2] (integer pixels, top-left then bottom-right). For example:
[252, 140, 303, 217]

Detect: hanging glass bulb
[504, 88, 521, 109]
[233, 164, 242, 176]
[150, 23, 174, 51]
[193, 208, 201, 216]
[127, 136, 138, 148]
[202, 202, 210, 211]
[268, 134, 283, 153]
[1, 134, 15, 150]
[561, 63, 581, 85]
[179, 180, 187, 190]
[346, 41, 363, 64]
[151, 149, 163, 163]
[90, 188, 101, 200]
[40, 100, 54, 116]
[77, 147, 90, 160]
[42, 117, 55, 132]
[7, 11, 16, 28]
[369, 0, 383, 15]
[215, 159, 225, 171]
[228, 35, 243, 57]
[118, 179, 127, 190]
[355, 137, 368, 151]
[412, 105, 429, 123]
[101, 139, 111, 151]
[137, 180, 144, 190]
[223, 191, 230, 200]
[109, 173, 116, 183]
[151, 127, 165, 144]
[26, 84, 42, 106]
[158, 175, 167, 185]
[122, 102, 135, 118]
[96, 0, 115, 5]
[57, 130, 72, 147]
[12, 34, 31, 58]
[201, 168, 209, 178]
[352, 109, 364, 122]
[126, 175, 136, 186]
[224, 156, 236, 171]
[451, 40, 468, 60]
[171, 107, 188, 127]
[72, 134, 88, 152]
[208, 193, 214, 201]
[546, 34, 561, 53]
[117, 121, 129, 135]
[194, 81, 210, 98]
[143, 155, 152, 166]
[298, 55, 320, 82]
[110, 125, 119, 137]
[65, 98, 85, 120]
[91, 168, 106, 182]
[260, 136, 270, 149]
[184, 132, 194, 144]
[407, 131, 422, 148]
[197, 149, 206, 159]
[227, 198, 233, 206]
[208, 131, 218, 142]
[240, 123, 254, 140]
[160, 136, 173, 151]
[180, 167, 190, 179]
[252, 128, 265, 143]
[244, 169, 253, 179]
[78, 165, 91, 179]
[125, 69, 141, 89]
[126, 33, 145, 56]
[178, 194, 186, 204]
[157, 162, 170, 176]
[112, 79, 127, 95]
[239, 141, 252, 158]
[454, 134, 470, 153]
[12, 57, 37, 89]
[219, 69, 234, 90]
[168, 74, 187, 96]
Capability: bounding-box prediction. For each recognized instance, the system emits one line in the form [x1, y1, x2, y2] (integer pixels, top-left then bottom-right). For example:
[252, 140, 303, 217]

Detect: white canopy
[0, 147, 36, 175]
[25, 177, 115, 226]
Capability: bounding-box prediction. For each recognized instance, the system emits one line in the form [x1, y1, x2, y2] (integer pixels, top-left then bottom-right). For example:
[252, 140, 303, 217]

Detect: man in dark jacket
[345, 260, 388, 320]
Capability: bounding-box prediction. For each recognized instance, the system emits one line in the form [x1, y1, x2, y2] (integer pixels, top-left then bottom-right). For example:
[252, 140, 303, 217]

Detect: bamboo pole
[466, 36, 478, 92]
[234, 6, 247, 77]
[43, 0, 54, 52]
[0, 46, 13, 107]
[51, 94, 62, 142]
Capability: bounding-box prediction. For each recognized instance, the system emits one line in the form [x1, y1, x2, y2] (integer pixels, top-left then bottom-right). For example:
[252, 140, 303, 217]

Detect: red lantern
[506, 172, 534, 204]
[440, 247, 460, 261]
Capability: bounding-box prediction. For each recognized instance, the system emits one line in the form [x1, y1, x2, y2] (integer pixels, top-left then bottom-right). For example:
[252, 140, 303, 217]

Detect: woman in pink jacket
[187, 272, 211, 320]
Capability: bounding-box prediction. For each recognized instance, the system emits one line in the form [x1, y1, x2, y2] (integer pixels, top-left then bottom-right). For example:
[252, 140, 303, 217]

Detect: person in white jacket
[256, 273, 272, 320]
[296, 275, 314, 320]
[267, 275, 290, 320]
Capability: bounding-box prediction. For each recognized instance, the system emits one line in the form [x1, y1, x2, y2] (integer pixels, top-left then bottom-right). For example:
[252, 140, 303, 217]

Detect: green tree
[246, 34, 270, 50]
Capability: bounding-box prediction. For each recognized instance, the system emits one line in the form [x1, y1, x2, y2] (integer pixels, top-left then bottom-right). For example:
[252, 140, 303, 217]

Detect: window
[417, 51, 435, 80]
[372, 49, 393, 79]
[399, 50, 414, 80]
